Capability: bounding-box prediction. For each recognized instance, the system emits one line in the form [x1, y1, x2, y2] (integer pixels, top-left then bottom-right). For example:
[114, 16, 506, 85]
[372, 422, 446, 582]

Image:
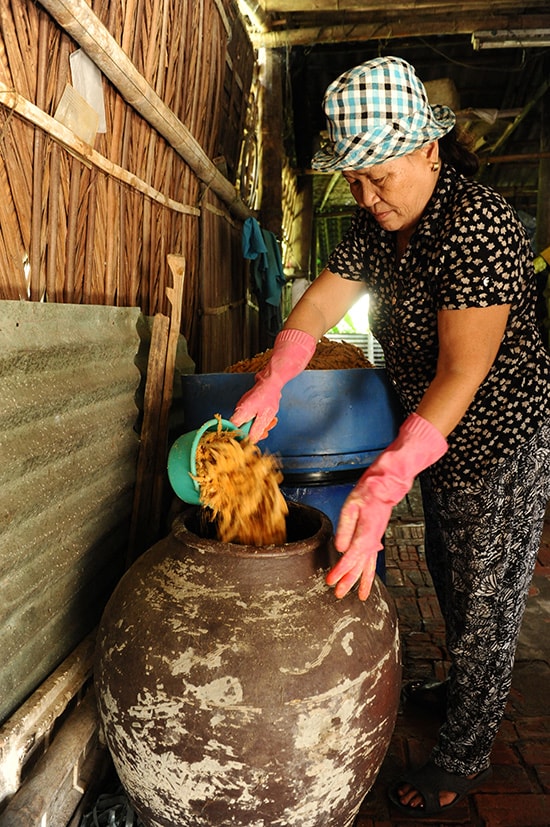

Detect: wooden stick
[126, 312, 170, 566]
[29, 12, 49, 301]
[126, 256, 185, 564]
[0, 691, 98, 826]
[0, 632, 96, 803]
[252, 13, 550, 48]
[150, 255, 186, 529]
[82, 170, 97, 304]
[64, 157, 82, 302]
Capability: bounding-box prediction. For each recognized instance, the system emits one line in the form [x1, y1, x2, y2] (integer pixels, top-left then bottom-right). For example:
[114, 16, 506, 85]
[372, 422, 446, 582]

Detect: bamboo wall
[0, 0, 256, 366]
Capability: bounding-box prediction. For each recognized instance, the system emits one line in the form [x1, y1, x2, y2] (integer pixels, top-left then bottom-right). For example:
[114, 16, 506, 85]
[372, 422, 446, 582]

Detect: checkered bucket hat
[312, 56, 456, 171]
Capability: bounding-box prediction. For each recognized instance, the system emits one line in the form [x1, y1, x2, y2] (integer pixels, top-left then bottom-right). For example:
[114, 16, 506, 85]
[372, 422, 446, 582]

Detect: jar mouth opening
[174, 501, 333, 558]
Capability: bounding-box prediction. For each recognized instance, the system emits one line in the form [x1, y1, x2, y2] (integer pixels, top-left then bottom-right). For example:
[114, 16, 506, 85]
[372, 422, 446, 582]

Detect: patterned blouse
[326, 163, 550, 489]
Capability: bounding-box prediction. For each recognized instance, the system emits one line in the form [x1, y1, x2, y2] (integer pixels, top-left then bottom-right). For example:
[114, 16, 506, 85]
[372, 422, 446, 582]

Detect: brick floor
[353, 493, 550, 827]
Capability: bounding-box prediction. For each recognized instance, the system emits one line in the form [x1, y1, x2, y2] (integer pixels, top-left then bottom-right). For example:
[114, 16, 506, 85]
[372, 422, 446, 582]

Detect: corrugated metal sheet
[0, 301, 141, 725]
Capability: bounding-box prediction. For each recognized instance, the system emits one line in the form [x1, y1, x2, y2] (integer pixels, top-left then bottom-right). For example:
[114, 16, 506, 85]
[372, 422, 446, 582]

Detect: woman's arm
[416, 303, 510, 435]
[283, 268, 367, 339]
[328, 301, 511, 600]
[231, 269, 366, 441]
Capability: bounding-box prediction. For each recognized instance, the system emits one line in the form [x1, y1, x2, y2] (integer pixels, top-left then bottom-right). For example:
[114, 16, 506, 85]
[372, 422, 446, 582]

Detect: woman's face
[342, 142, 439, 235]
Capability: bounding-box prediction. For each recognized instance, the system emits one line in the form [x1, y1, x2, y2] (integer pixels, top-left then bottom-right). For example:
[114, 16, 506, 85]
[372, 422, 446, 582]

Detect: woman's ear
[420, 140, 440, 172]
[423, 140, 439, 165]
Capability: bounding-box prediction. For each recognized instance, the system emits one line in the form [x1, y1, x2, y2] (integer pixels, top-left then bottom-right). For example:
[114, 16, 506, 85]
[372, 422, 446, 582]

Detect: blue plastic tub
[179, 368, 401, 474]
[177, 368, 401, 583]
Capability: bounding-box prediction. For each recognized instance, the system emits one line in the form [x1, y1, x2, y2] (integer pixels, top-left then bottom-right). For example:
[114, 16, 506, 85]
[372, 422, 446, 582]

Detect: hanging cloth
[242, 218, 286, 306]
[242, 218, 286, 340]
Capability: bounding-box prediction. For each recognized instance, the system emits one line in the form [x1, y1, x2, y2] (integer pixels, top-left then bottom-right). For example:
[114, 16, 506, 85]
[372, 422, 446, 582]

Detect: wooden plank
[150, 255, 186, 527]
[127, 312, 170, 564]
[127, 256, 185, 563]
[484, 76, 550, 157]
[0, 692, 98, 826]
[0, 633, 95, 805]
[0, 82, 200, 216]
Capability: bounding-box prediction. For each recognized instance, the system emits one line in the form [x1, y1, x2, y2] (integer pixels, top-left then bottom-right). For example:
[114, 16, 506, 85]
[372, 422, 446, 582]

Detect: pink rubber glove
[327, 413, 448, 601]
[231, 328, 317, 442]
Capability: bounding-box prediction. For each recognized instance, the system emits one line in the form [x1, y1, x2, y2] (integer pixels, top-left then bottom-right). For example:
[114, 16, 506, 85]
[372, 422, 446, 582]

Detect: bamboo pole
[487, 152, 550, 163]
[259, 0, 547, 11]
[64, 157, 81, 302]
[484, 76, 550, 159]
[114, 0, 140, 308]
[29, 12, 49, 301]
[36, 0, 252, 221]
[46, 37, 70, 302]
[141, 0, 164, 316]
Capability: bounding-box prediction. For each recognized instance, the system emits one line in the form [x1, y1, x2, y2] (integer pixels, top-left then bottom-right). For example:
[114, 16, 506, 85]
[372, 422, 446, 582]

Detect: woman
[231, 56, 550, 815]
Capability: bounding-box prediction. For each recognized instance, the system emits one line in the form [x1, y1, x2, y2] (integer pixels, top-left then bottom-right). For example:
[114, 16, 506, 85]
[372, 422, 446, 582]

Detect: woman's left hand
[326, 413, 449, 600]
[326, 494, 391, 600]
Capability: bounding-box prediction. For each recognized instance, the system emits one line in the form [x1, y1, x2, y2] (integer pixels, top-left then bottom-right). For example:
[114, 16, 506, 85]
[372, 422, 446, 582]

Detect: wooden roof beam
[250, 13, 550, 48]
[256, 0, 549, 12]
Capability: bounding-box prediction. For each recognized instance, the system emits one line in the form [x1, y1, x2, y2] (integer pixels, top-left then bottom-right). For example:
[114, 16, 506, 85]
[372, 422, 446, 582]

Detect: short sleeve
[326, 211, 369, 281]
[436, 191, 532, 310]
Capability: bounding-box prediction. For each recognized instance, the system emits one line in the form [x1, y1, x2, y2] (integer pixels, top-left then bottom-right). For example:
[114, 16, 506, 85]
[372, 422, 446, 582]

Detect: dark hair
[439, 126, 480, 176]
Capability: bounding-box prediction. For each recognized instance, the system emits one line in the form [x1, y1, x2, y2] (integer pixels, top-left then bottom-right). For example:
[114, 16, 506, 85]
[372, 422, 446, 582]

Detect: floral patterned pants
[419, 422, 550, 776]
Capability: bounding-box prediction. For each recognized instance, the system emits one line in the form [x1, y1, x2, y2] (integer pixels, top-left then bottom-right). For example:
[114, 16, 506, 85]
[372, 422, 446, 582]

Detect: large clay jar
[95, 502, 401, 827]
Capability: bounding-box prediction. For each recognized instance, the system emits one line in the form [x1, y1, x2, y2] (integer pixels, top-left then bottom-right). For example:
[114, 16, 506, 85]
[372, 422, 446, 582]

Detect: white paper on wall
[69, 49, 107, 134]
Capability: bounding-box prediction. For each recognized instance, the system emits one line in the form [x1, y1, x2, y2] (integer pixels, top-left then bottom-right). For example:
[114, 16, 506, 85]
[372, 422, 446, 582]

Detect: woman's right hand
[230, 328, 317, 442]
[231, 380, 281, 442]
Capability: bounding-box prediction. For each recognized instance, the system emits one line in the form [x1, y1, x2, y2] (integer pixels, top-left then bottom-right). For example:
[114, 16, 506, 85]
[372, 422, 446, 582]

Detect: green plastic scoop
[167, 417, 253, 504]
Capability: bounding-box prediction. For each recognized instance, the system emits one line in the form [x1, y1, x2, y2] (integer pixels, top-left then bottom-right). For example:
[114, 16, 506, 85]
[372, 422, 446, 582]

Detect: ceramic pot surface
[96, 502, 401, 827]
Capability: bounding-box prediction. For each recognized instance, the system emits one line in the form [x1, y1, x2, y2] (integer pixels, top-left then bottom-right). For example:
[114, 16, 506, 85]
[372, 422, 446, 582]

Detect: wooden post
[536, 90, 550, 255]
[257, 50, 284, 350]
[260, 49, 284, 237]
[150, 255, 186, 525]
[126, 313, 170, 565]
[289, 175, 314, 278]
[126, 256, 186, 565]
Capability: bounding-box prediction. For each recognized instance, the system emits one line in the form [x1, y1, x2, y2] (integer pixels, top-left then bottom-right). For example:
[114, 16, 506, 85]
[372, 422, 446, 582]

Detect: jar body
[96, 503, 401, 827]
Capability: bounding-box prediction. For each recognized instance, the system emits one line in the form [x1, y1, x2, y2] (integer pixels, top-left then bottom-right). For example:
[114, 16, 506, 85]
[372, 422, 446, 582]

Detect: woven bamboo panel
[199, 191, 259, 371]
[0, 0, 255, 366]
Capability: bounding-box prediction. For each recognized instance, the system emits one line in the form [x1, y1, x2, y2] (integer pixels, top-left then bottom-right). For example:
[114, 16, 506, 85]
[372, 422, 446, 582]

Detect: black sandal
[388, 760, 493, 816]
